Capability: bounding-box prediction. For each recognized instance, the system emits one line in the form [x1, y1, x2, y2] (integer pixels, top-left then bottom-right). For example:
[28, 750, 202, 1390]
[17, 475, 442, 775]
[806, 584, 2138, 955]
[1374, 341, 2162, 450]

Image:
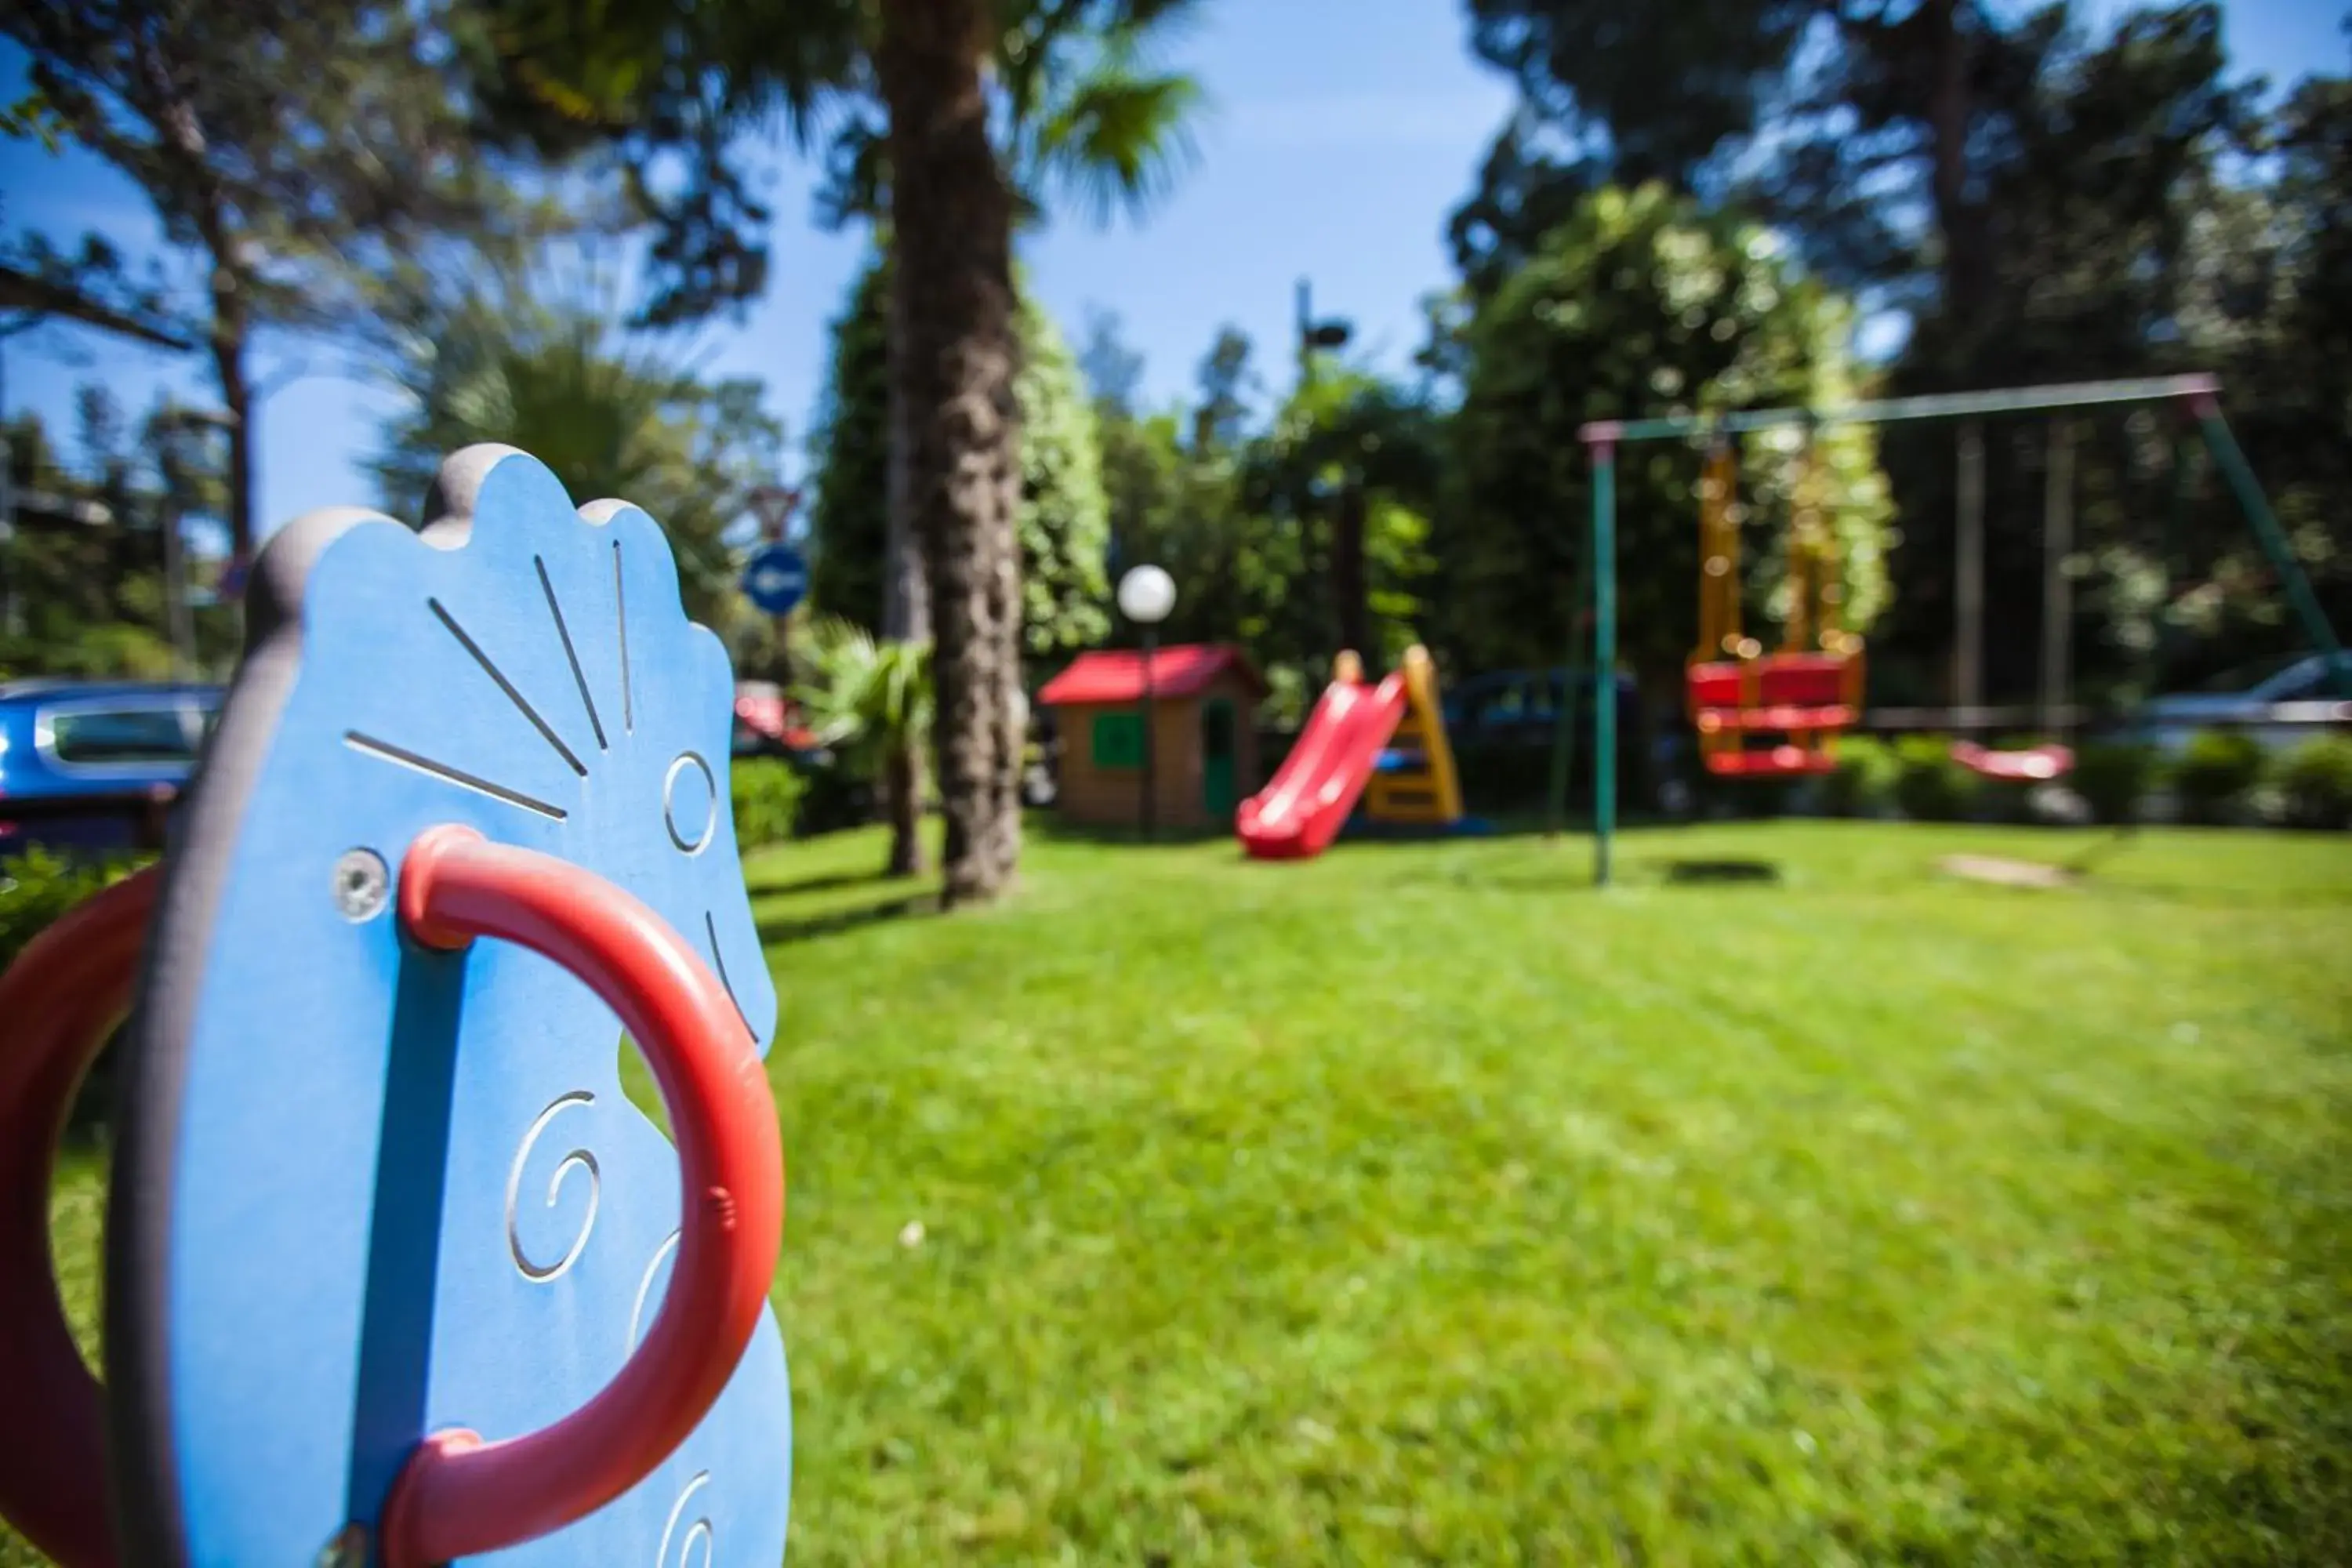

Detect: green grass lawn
[13, 821, 2352, 1564]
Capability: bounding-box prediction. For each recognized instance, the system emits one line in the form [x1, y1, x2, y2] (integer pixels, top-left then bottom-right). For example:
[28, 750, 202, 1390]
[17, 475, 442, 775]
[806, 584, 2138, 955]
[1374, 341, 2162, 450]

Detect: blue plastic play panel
[740, 542, 808, 618]
[114, 447, 789, 1565]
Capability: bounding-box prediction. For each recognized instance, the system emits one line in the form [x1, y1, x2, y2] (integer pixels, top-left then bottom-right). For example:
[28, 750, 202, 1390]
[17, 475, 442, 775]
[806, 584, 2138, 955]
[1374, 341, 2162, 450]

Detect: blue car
[0, 680, 223, 859]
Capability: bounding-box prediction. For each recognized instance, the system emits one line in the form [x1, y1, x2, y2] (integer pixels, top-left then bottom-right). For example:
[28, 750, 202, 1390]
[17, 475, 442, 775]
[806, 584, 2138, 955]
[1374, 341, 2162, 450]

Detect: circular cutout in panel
[662, 753, 717, 856]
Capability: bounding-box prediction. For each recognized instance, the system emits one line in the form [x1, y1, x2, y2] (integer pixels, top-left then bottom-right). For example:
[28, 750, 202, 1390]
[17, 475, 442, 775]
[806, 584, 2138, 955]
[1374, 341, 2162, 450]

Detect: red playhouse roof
[1036, 644, 1265, 706]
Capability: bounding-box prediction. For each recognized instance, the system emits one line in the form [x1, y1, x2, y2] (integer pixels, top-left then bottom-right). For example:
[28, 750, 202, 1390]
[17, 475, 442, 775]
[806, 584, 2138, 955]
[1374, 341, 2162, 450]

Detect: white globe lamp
[1117, 564, 1177, 626]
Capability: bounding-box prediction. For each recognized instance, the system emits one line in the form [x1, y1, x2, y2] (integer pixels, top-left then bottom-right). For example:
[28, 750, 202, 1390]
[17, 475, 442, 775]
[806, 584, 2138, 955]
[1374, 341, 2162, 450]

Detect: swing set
[1571, 374, 2350, 887]
[1685, 437, 1866, 779]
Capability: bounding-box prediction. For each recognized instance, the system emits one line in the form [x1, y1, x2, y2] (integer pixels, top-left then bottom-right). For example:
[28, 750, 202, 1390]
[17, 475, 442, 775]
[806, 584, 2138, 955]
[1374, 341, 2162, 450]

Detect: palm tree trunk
[879, 0, 1024, 908]
[883, 741, 923, 877]
[881, 361, 928, 877]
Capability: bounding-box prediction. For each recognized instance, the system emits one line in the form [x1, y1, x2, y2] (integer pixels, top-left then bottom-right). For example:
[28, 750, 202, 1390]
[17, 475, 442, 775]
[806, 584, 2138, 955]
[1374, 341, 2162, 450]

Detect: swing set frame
[1570, 373, 2351, 887]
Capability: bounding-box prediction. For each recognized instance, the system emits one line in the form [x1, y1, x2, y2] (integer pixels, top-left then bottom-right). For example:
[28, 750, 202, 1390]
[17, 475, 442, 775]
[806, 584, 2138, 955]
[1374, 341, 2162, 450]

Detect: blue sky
[2, 0, 2345, 542]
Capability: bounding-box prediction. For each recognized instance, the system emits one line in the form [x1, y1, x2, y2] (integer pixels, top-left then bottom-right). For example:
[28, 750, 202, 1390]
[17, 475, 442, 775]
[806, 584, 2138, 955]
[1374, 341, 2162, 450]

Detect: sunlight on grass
[12, 822, 2349, 1564]
[756, 822, 2352, 1563]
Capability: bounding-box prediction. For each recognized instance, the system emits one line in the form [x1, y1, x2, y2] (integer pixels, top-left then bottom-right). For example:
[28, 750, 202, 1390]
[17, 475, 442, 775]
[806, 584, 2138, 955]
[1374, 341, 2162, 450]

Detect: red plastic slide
[1236, 670, 1407, 861]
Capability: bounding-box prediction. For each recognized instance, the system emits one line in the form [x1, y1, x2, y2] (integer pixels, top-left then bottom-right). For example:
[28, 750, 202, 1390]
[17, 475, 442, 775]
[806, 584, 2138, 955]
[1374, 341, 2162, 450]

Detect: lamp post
[1117, 564, 1177, 840]
[1294, 278, 1353, 388]
[1294, 280, 1363, 649]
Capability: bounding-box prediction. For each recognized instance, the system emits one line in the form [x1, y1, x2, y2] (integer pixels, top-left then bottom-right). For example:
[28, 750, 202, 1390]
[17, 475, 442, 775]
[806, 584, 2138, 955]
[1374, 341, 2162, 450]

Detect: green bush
[792, 753, 880, 837]
[1, 846, 147, 972]
[1, 848, 151, 1141]
[1893, 736, 1980, 822]
[2173, 731, 2266, 825]
[2276, 735, 2352, 829]
[2072, 742, 2158, 826]
[1821, 736, 1900, 818]
[730, 757, 808, 849]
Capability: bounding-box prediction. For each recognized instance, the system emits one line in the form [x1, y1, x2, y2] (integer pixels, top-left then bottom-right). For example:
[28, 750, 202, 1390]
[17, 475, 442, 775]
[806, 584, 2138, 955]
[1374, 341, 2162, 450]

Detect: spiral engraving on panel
[505, 1091, 601, 1282]
[628, 1227, 684, 1352]
[655, 1471, 714, 1567]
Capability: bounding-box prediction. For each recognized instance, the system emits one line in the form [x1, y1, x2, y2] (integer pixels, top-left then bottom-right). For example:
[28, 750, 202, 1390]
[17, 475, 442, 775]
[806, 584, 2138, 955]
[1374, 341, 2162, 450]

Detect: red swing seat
[1950, 740, 2075, 782]
[1686, 652, 1860, 777]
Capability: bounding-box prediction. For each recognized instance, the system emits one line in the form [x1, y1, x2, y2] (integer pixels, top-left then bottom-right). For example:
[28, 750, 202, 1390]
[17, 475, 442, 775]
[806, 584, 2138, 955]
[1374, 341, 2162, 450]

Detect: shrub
[2071, 742, 2158, 827]
[1893, 736, 1980, 822]
[1, 847, 147, 972]
[1694, 769, 1797, 820]
[2277, 735, 2352, 829]
[794, 753, 877, 837]
[1820, 736, 1900, 818]
[2172, 730, 2265, 825]
[730, 757, 808, 849]
[1, 848, 151, 1140]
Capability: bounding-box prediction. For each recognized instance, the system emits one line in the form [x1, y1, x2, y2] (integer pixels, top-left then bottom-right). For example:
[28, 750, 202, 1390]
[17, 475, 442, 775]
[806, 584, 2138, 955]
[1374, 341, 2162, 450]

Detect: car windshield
[45, 701, 205, 765]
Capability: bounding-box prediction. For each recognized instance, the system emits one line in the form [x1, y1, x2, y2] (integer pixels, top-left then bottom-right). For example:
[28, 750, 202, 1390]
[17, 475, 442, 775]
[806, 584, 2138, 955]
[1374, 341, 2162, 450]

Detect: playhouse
[1037, 644, 1264, 829]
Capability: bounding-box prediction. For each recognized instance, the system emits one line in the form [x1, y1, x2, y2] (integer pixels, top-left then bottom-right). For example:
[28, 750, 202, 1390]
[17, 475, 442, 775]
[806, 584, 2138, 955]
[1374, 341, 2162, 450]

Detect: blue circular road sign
[741, 543, 808, 617]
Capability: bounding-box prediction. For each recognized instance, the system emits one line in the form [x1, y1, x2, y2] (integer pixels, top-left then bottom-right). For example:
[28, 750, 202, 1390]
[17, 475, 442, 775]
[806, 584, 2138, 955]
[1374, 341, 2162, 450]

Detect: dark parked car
[1443, 666, 1644, 746]
[1439, 666, 1655, 813]
[0, 680, 222, 858]
[2131, 652, 2352, 756]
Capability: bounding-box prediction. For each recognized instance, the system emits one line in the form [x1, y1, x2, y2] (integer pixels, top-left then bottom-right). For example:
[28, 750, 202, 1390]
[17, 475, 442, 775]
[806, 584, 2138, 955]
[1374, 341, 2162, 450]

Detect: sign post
[742, 484, 808, 620]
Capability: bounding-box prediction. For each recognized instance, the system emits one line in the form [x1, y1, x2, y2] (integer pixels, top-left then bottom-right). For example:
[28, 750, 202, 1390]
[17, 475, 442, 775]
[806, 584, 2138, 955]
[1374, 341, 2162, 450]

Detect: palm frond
[1025, 63, 1204, 227]
[790, 615, 934, 779]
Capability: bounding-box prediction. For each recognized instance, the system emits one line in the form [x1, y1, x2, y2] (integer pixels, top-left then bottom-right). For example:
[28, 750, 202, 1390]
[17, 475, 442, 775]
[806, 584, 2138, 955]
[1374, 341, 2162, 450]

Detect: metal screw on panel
[333, 848, 390, 922]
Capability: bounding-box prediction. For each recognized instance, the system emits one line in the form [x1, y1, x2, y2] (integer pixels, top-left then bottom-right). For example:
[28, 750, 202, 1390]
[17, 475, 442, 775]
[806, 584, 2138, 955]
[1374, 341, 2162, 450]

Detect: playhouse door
[1201, 698, 1237, 818]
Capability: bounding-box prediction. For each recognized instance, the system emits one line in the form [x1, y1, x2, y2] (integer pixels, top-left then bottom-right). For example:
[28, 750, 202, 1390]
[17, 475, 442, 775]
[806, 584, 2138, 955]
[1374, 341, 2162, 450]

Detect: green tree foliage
[808, 260, 891, 637]
[1858, 10, 2334, 707]
[1454, 0, 2349, 713]
[369, 268, 783, 634]
[4, 0, 545, 557]
[462, 0, 1207, 907]
[1084, 321, 1298, 670]
[1454, 0, 2077, 332]
[1099, 401, 1314, 677]
[1447, 183, 1892, 693]
[1014, 301, 1112, 658]
[804, 256, 1109, 660]
[1245, 369, 1443, 670]
[2182, 59, 2352, 684]
[1, 391, 238, 680]
[1080, 314, 1443, 717]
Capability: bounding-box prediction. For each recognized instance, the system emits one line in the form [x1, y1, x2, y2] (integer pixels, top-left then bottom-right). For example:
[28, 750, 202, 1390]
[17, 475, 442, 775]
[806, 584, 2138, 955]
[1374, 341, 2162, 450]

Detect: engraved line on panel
[627, 1228, 684, 1352]
[614, 539, 634, 734]
[656, 1472, 713, 1568]
[506, 1091, 601, 1283]
[705, 910, 752, 1034]
[536, 554, 608, 751]
[342, 732, 568, 821]
[430, 597, 589, 777]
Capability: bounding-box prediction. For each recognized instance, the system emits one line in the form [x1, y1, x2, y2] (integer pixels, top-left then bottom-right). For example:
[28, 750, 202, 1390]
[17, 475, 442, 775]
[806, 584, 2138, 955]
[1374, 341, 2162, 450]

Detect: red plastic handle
[0, 864, 161, 1568]
[379, 826, 783, 1567]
